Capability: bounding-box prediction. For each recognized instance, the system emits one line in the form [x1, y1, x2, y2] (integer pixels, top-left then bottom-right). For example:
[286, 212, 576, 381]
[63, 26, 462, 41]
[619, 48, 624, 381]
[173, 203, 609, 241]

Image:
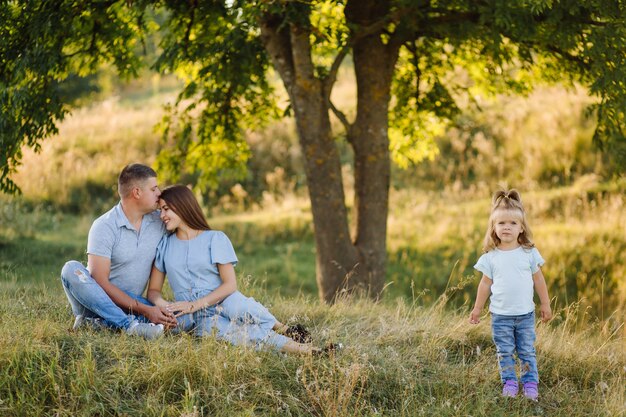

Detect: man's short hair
[118, 164, 157, 198]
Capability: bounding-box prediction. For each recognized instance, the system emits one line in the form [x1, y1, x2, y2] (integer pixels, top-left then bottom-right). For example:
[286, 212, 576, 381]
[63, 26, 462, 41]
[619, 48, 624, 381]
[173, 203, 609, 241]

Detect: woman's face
[159, 199, 183, 232]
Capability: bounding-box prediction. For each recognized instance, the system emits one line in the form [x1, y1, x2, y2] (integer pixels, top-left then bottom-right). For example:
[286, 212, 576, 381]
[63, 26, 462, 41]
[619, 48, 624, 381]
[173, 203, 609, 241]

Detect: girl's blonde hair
[482, 188, 535, 252]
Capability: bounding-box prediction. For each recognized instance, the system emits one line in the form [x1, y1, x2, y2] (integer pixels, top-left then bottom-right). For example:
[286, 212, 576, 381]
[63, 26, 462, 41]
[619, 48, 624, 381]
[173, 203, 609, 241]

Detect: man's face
[137, 177, 161, 212]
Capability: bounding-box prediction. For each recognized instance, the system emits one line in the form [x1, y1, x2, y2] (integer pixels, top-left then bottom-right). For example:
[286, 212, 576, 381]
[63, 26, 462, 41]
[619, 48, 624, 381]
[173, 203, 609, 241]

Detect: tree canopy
[2, 0, 625, 301]
[2, 1, 624, 194]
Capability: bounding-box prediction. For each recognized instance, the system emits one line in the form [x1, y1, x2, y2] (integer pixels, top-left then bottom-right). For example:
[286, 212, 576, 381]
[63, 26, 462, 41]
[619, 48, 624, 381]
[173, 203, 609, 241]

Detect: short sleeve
[87, 219, 116, 259]
[530, 247, 545, 273]
[210, 231, 238, 266]
[474, 253, 492, 279]
[154, 235, 169, 273]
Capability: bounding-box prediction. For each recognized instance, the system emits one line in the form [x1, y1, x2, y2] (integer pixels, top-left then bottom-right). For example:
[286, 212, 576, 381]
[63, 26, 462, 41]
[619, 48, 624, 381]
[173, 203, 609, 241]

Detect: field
[0, 84, 624, 416]
[0, 186, 624, 416]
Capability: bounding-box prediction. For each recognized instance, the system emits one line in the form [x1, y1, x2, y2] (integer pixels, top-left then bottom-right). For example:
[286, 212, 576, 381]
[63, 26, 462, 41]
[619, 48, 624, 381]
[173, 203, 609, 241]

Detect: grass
[0, 284, 623, 416]
[0, 188, 624, 416]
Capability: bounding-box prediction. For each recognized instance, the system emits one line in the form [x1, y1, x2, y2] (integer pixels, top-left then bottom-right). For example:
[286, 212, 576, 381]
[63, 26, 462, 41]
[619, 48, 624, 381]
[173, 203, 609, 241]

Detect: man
[60, 163, 177, 339]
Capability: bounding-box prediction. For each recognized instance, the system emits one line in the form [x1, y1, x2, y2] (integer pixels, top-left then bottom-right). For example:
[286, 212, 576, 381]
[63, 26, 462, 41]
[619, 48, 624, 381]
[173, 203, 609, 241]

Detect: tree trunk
[260, 14, 360, 303]
[293, 89, 361, 302]
[348, 41, 398, 297]
[260, 3, 400, 302]
[346, 0, 401, 297]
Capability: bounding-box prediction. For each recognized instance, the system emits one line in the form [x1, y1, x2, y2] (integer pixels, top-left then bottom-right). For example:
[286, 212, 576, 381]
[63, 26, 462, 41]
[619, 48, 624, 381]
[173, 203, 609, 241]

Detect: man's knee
[61, 261, 91, 284]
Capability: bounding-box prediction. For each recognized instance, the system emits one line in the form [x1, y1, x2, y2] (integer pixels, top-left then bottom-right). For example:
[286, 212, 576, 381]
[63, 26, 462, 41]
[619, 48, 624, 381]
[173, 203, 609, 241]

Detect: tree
[2, 0, 625, 302]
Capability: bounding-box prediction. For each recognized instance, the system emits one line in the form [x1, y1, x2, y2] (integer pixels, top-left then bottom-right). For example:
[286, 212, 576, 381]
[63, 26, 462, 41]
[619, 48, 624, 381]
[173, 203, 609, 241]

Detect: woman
[147, 185, 335, 355]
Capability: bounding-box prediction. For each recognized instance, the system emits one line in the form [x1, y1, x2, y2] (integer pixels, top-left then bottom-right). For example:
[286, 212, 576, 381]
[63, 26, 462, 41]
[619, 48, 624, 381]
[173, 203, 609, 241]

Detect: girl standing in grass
[147, 184, 336, 355]
[469, 189, 552, 400]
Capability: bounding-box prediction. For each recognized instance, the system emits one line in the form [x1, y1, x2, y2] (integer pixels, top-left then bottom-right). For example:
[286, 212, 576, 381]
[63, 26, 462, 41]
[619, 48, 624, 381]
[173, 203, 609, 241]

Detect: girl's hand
[540, 304, 553, 322]
[469, 308, 482, 324]
[166, 301, 199, 317]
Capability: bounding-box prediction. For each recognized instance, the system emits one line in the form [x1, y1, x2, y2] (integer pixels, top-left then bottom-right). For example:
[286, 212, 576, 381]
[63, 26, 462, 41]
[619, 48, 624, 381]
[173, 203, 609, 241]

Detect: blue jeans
[60, 260, 152, 330]
[491, 311, 539, 384]
[172, 291, 290, 350]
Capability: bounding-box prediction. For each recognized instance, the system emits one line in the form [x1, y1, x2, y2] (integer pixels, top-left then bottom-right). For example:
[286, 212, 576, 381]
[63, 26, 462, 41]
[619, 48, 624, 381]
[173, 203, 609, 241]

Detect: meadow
[1, 185, 624, 416]
[0, 83, 624, 415]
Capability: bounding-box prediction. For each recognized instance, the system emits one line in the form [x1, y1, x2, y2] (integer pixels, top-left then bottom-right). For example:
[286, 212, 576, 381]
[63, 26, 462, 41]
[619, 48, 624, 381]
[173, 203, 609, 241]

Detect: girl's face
[493, 209, 524, 249]
[159, 199, 183, 232]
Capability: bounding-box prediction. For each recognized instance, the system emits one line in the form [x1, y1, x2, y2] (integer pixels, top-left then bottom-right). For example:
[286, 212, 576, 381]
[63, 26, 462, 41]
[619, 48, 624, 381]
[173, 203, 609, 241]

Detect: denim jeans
[491, 311, 539, 384]
[60, 260, 152, 330]
[171, 291, 289, 350]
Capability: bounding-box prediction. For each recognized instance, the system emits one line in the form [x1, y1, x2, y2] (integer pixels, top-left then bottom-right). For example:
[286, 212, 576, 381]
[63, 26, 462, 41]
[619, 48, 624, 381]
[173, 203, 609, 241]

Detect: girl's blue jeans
[491, 311, 539, 384]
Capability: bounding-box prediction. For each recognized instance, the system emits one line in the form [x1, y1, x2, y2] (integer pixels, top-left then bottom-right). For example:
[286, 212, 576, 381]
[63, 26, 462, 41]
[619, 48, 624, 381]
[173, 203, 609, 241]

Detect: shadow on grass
[0, 237, 85, 286]
[385, 244, 480, 307]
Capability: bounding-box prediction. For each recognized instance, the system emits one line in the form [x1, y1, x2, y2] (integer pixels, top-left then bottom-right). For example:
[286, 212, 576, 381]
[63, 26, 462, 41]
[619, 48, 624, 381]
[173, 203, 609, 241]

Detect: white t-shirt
[474, 246, 545, 316]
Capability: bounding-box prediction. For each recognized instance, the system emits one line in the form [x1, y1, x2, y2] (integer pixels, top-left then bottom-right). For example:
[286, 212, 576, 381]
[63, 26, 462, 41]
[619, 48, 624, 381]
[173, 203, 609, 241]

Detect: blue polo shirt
[87, 202, 165, 296]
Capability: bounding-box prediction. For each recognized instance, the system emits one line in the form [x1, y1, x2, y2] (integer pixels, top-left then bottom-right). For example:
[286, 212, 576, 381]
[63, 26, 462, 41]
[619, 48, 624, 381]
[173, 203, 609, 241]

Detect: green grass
[0, 187, 624, 416]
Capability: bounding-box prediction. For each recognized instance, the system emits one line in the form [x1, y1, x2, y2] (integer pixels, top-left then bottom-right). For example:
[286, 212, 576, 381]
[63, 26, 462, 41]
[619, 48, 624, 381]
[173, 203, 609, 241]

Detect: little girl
[469, 189, 552, 400]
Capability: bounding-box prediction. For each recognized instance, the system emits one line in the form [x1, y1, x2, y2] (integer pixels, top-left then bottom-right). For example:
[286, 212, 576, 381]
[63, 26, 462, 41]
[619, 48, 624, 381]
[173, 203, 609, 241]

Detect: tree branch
[323, 43, 350, 101]
[259, 13, 296, 90]
[323, 7, 409, 129]
[417, 6, 595, 71]
[183, 0, 197, 57]
[542, 44, 591, 70]
[354, 7, 408, 42]
[329, 99, 350, 133]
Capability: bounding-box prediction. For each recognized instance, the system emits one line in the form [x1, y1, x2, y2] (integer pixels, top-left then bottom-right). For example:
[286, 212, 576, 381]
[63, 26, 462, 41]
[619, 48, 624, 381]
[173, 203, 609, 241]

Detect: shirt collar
[114, 202, 162, 231]
[114, 202, 135, 230]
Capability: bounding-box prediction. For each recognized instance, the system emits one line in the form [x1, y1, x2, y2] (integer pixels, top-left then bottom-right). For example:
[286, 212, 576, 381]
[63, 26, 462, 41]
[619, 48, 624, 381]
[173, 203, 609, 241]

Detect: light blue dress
[155, 230, 289, 350]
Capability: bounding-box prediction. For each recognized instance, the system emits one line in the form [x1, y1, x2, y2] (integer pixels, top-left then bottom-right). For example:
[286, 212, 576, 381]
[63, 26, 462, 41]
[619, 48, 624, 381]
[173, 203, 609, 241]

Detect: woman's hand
[166, 301, 200, 317]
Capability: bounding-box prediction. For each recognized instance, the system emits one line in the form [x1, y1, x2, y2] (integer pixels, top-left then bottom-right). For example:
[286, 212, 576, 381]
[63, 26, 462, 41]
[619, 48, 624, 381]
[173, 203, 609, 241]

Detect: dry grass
[0, 285, 623, 416]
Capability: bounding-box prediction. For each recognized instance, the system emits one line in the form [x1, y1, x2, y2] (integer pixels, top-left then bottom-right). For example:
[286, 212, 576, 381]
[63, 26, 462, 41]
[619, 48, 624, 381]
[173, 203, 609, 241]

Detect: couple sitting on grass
[61, 163, 337, 355]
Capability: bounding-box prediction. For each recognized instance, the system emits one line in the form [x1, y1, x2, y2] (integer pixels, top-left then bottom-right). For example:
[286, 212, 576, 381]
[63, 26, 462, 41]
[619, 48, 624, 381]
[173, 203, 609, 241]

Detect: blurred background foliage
[7, 65, 620, 213]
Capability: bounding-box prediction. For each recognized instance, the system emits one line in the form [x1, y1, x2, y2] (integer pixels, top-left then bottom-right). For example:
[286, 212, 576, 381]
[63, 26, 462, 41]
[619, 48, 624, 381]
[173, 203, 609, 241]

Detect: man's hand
[145, 305, 178, 328]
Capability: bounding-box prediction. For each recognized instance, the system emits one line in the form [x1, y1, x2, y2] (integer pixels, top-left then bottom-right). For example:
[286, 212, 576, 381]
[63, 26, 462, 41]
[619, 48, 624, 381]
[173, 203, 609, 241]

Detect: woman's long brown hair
[160, 185, 211, 231]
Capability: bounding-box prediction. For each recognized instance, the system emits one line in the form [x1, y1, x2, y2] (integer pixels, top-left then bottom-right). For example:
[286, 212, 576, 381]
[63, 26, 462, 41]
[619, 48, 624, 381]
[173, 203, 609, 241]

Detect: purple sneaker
[502, 379, 519, 397]
[523, 382, 539, 401]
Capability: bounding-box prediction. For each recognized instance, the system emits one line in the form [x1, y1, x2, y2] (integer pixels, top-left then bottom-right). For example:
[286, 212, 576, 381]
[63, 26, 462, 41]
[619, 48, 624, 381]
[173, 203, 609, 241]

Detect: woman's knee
[220, 292, 250, 316]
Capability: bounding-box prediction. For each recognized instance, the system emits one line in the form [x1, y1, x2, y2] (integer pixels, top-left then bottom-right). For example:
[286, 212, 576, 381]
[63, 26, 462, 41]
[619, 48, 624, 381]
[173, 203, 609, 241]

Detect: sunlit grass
[1, 183, 624, 415]
[12, 94, 174, 213]
[384, 183, 625, 324]
[0, 282, 623, 416]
